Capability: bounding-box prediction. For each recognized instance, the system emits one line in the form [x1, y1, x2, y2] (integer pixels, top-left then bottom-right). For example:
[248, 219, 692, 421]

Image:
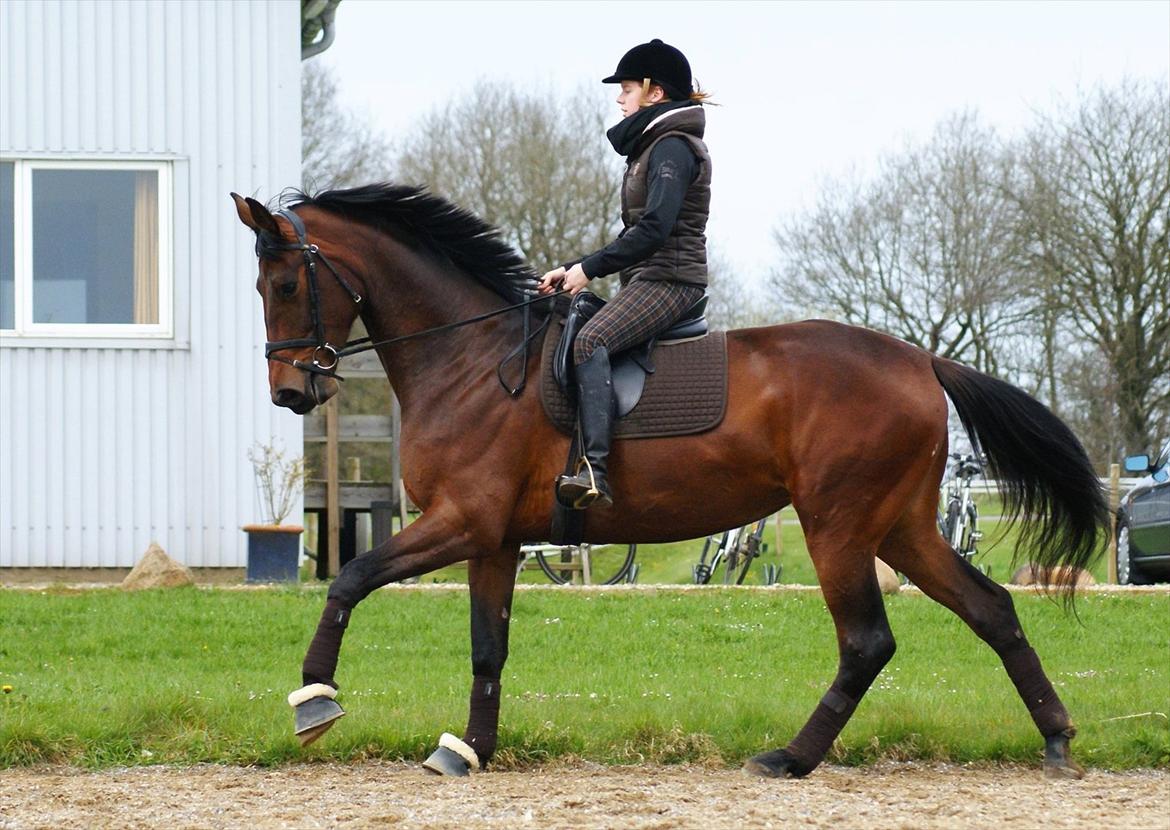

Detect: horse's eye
[278, 280, 297, 298]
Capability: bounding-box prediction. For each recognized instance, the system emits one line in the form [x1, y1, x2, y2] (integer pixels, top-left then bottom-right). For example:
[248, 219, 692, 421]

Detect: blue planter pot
[243, 525, 303, 583]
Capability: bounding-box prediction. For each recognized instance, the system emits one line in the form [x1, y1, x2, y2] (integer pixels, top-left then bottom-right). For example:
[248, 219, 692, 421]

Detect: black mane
[277, 183, 538, 305]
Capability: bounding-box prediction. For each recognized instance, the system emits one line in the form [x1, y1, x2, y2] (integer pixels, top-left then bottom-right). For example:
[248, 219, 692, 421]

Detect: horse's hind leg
[879, 517, 1083, 779]
[745, 540, 896, 778]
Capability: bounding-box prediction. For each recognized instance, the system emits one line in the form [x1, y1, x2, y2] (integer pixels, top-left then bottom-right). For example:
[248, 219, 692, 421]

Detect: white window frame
[0, 157, 174, 340]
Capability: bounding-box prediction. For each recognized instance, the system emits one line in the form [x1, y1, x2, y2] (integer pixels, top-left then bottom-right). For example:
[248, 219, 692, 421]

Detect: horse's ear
[231, 192, 280, 235]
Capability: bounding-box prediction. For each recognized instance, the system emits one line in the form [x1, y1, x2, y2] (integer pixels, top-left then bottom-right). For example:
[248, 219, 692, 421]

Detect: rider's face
[616, 80, 665, 117]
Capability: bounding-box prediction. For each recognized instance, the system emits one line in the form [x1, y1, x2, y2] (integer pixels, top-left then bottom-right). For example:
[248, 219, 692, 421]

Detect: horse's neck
[358, 241, 521, 411]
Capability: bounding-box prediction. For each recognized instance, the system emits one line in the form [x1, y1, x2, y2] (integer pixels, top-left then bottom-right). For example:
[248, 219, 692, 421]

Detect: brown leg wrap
[785, 686, 858, 768]
[463, 675, 501, 765]
[301, 598, 351, 688]
[1002, 644, 1073, 737]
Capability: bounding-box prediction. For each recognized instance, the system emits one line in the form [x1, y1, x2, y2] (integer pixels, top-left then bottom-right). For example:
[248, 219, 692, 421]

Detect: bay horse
[232, 184, 1106, 780]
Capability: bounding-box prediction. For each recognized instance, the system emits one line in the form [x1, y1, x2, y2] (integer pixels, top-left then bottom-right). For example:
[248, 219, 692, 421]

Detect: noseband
[260, 208, 562, 394]
[262, 209, 364, 380]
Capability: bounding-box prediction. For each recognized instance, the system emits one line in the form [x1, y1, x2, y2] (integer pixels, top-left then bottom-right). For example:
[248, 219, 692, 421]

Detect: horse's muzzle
[272, 387, 316, 414]
[272, 372, 338, 414]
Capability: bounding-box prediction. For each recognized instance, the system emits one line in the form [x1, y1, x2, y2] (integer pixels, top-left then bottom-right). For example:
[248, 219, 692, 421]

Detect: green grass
[2, 586, 1166, 770]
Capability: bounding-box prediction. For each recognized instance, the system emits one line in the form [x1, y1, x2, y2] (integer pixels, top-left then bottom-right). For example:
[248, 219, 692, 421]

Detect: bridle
[261, 209, 363, 381]
[260, 208, 562, 394]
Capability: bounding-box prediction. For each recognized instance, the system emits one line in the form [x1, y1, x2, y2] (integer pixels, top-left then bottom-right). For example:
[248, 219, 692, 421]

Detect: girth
[551, 291, 709, 417]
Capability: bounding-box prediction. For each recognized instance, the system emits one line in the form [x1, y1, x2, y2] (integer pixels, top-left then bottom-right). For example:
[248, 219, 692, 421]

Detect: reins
[338, 289, 561, 396]
[263, 208, 565, 395]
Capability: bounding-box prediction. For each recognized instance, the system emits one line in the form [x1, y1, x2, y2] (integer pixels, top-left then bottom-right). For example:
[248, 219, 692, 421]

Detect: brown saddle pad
[539, 318, 728, 440]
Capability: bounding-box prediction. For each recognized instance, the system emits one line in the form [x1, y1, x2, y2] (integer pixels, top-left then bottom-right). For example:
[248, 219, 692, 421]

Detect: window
[0, 159, 172, 338]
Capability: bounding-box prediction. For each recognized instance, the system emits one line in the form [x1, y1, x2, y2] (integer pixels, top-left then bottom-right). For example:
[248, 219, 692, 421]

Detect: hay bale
[1009, 563, 1096, 588]
[121, 542, 194, 590]
[875, 559, 901, 594]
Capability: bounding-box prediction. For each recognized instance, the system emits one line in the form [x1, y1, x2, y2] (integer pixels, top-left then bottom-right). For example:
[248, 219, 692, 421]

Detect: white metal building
[0, 0, 304, 568]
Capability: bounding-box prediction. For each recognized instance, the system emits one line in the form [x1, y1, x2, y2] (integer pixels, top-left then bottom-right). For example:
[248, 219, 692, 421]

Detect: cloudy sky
[316, 0, 1169, 285]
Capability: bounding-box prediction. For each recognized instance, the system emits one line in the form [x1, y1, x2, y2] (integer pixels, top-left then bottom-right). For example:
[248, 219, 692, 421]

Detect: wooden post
[325, 396, 341, 577]
[391, 393, 406, 532]
[1107, 463, 1120, 584]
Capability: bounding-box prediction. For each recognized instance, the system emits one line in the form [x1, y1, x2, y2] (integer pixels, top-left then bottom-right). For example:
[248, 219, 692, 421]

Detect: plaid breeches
[573, 280, 706, 365]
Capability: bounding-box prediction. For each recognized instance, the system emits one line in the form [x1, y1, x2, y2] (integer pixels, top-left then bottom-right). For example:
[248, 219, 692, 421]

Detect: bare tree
[1014, 78, 1170, 455]
[394, 81, 622, 281]
[301, 61, 394, 190]
[1052, 345, 1125, 466]
[771, 113, 1029, 375]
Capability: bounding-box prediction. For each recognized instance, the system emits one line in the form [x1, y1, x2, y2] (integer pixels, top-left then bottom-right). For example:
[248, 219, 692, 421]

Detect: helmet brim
[601, 74, 690, 102]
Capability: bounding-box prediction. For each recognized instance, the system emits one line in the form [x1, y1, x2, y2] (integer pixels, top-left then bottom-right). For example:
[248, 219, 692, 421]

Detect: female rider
[539, 38, 713, 509]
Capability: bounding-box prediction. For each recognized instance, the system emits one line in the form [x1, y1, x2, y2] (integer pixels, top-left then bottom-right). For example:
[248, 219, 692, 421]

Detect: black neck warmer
[606, 100, 697, 158]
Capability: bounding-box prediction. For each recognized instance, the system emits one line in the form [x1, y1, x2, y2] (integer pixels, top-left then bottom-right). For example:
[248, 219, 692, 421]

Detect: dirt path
[1, 762, 1167, 829]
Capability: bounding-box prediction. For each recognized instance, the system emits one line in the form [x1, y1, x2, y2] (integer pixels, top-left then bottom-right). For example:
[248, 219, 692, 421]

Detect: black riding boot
[558, 347, 615, 509]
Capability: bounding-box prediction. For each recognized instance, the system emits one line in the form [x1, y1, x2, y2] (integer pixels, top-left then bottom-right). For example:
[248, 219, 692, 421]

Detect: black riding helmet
[602, 38, 692, 102]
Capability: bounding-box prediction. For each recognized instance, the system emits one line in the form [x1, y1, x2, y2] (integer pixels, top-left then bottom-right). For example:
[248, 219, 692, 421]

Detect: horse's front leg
[288, 506, 492, 747]
[422, 545, 519, 776]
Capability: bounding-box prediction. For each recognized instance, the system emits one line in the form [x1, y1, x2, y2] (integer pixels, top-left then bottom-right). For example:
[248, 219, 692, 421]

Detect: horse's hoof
[742, 749, 813, 779]
[289, 684, 345, 747]
[422, 732, 481, 777]
[1043, 731, 1084, 780]
[294, 697, 346, 747]
[1043, 761, 1085, 780]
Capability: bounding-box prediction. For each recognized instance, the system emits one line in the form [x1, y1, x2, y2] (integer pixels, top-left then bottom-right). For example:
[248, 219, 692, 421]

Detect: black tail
[932, 357, 1108, 600]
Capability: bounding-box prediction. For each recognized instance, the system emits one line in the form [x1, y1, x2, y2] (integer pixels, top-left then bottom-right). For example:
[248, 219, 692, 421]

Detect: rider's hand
[538, 266, 566, 294]
[563, 263, 590, 295]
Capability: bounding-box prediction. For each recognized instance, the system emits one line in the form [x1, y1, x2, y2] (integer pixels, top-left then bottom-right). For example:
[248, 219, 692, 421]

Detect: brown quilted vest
[620, 105, 711, 287]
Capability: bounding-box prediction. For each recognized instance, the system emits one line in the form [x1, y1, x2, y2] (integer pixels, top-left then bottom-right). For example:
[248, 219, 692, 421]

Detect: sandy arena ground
[1, 761, 1167, 830]
[3, 582, 1167, 828]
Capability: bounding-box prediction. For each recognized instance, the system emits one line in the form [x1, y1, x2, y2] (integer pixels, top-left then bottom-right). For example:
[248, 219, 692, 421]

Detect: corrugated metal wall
[0, 0, 304, 567]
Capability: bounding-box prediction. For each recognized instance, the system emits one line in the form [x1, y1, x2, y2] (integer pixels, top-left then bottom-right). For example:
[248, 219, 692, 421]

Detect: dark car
[1117, 440, 1170, 584]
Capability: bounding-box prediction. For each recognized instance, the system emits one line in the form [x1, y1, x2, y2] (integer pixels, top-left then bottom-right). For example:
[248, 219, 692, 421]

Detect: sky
[316, 0, 1170, 287]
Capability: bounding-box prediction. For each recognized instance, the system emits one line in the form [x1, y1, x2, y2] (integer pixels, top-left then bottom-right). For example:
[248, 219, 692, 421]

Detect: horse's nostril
[273, 388, 306, 409]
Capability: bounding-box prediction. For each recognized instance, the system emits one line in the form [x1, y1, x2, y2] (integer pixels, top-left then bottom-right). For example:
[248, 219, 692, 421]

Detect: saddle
[541, 291, 728, 440]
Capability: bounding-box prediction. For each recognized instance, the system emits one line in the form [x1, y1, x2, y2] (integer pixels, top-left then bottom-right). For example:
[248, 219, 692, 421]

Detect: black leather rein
[261, 208, 562, 395]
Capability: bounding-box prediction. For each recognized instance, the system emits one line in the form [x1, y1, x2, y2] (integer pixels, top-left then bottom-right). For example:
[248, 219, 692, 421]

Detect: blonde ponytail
[689, 80, 716, 105]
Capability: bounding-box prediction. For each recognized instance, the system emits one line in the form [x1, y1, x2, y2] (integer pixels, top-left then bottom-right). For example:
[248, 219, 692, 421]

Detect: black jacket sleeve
[574, 137, 697, 279]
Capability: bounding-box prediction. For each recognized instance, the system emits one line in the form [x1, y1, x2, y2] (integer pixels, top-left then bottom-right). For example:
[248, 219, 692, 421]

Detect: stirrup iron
[558, 456, 604, 509]
[573, 456, 602, 508]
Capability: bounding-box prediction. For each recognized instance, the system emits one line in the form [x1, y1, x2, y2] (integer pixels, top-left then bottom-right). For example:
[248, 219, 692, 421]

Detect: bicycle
[692, 518, 779, 585]
[939, 452, 985, 568]
[517, 542, 639, 585]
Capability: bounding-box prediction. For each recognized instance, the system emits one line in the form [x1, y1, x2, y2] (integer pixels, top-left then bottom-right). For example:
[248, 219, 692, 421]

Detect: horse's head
[232, 193, 362, 414]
